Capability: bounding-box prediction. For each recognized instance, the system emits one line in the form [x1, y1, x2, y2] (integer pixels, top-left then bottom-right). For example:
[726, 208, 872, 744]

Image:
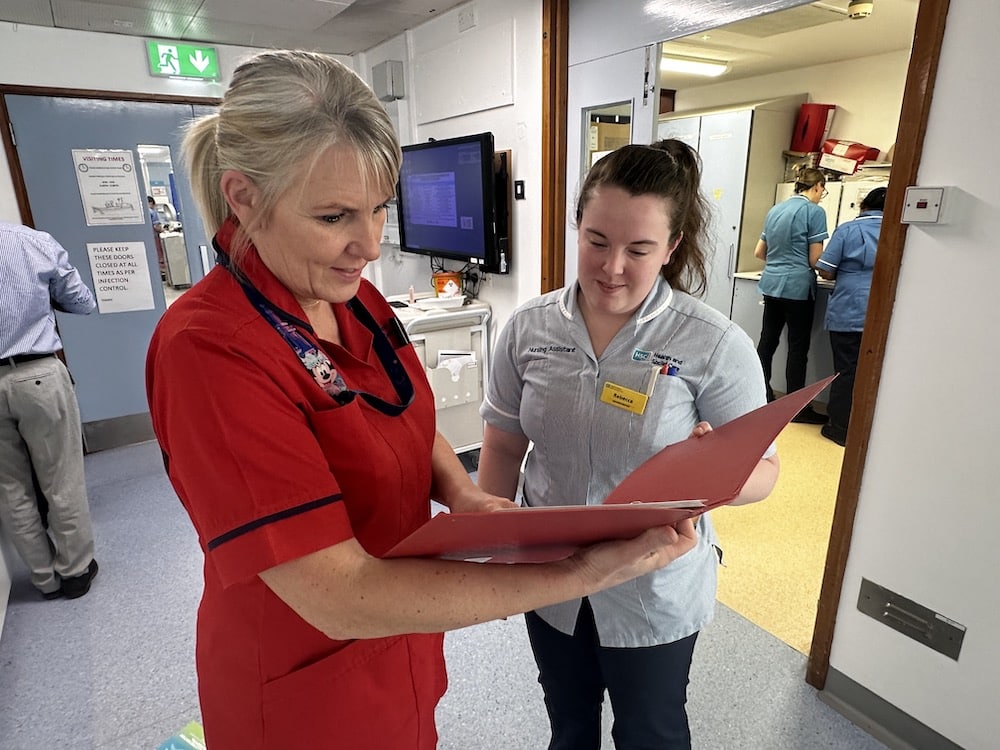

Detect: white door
[5, 95, 213, 450]
[697, 109, 753, 317]
[564, 45, 660, 284]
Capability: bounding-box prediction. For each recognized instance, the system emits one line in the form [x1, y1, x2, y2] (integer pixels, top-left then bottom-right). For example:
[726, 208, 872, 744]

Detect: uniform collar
[557, 276, 675, 327]
[214, 215, 315, 321]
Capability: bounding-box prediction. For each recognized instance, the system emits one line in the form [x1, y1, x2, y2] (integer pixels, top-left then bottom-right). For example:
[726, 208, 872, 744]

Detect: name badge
[600, 381, 649, 415]
[600, 366, 664, 416]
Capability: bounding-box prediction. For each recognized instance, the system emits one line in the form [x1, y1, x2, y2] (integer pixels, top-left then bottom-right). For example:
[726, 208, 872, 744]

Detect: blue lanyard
[219, 253, 413, 417]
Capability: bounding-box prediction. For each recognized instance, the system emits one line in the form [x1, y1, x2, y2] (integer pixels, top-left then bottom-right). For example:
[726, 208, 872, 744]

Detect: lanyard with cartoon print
[219, 254, 414, 417]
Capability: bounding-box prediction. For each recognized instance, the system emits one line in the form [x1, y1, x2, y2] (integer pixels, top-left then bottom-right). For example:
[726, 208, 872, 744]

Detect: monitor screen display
[396, 132, 505, 272]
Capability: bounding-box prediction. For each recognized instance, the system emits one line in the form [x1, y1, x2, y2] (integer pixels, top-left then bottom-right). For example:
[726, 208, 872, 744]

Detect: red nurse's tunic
[146, 227, 445, 749]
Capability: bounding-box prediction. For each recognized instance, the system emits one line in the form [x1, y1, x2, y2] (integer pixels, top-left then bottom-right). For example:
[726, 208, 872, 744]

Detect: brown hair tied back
[575, 140, 710, 296]
[794, 167, 826, 194]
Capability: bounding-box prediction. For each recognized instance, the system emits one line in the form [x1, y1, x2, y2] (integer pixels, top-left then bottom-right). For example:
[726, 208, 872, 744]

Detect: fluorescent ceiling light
[660, 54, 728, 77]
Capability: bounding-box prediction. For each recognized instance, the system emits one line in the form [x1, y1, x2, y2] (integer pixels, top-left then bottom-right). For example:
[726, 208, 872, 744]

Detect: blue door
[5, 95, 214, 450]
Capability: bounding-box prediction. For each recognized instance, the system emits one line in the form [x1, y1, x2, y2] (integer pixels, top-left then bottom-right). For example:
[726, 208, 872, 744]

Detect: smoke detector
[847, 0, 874, 19]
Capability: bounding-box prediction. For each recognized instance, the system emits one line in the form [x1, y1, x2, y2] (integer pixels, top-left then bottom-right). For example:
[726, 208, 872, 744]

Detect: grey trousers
[0, 356, 94, 594]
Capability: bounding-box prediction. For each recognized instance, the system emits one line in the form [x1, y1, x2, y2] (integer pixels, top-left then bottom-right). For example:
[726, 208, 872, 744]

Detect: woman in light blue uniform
[477, 140, 780, 750]
[753, 167, 829, 423]
[815, 186, 886, 445]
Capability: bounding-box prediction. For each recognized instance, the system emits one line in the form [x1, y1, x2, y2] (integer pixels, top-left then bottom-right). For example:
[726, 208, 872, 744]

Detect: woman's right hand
[562, 518, 698, 593]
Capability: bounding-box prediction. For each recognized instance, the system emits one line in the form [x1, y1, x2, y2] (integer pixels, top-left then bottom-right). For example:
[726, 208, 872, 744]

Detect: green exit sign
[146, 40, 219, 80]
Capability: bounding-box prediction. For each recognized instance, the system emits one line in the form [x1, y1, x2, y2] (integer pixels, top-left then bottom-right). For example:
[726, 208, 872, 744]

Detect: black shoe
[821, 424, 848, 447]
[791, 406, 828, 425]
[61, 559, 99, 599]
[41, 588, 63, 600]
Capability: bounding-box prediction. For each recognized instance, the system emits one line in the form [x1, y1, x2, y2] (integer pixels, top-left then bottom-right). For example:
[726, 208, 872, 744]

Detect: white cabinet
[775, 177, 889, 231]
[836, 178, 890, 226]
[160, 231, 191, 288]
[394, 301, 491, 453]
[731, 275, 765, 344]
[658, 95, 805, 318]
[732, 275, 835, 403]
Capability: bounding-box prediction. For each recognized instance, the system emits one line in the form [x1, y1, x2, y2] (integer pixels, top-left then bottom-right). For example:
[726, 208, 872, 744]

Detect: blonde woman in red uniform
[145, 50, 697, 750]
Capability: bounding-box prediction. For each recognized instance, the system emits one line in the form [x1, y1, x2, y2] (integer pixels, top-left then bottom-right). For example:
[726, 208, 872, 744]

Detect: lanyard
[219, 253, 413, 417]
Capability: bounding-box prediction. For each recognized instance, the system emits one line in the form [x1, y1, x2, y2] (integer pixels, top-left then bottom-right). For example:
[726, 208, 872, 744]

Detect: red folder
[385, 376, 835, 563]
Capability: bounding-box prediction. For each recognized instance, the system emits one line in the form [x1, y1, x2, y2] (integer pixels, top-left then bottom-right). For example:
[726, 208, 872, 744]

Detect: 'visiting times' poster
[72, 149, 144, 226]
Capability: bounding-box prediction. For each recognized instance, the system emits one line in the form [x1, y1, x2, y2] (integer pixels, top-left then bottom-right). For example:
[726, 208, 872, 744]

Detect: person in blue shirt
[753, 167, 830, 423]
[0, 221, 99, 599]
[814, 186, 886, 446]
[148, 195, 167, 280]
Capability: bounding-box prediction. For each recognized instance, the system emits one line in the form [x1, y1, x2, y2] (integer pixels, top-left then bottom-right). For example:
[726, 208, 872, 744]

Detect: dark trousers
[525, 600, 699, 750]
[757, 295, 816, 399]
[827, 331, 862, 435]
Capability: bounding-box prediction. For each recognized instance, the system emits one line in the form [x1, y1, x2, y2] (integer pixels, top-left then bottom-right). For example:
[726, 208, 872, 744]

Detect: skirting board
[821, 668, 963, 750]
[82, 412, 156, 454]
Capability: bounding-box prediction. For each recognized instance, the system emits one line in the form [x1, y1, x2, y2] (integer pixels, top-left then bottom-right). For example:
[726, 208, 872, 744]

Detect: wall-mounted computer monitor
[396, 132, 509, 274]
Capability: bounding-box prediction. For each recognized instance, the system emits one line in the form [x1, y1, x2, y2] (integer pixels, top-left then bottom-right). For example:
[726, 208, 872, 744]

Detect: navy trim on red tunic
[207, 494, 343, 551]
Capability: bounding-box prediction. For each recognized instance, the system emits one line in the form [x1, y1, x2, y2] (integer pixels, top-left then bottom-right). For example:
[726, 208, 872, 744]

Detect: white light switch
[901, 186, 953, 225]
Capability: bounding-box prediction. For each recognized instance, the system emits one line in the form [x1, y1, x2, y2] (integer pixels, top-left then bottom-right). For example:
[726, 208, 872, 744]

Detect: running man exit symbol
[146, 40, 220, 80]
[157, 45, 180, 75]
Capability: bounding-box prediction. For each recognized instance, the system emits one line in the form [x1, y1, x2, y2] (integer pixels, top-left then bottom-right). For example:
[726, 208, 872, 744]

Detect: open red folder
[385, 376, 835, 563]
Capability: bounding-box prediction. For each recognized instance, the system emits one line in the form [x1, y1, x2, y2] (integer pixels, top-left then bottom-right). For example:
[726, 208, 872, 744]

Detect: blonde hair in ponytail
[182, 50, 401, 268]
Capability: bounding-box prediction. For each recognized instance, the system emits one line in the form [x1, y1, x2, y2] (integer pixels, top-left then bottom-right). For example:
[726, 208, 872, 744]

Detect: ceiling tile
[52, 0, 193, 39]
[0, 0, 56, 26]
[195, 0, 352, 33]
[74, 0, 204, 13]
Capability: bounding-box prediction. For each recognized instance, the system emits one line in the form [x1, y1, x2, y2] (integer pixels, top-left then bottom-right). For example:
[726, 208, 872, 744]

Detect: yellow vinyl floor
[711, 421, 845, 654]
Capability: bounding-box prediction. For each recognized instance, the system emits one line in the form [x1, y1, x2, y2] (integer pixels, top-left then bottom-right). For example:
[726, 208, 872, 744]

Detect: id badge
[599, 366, 662, 416]
[600, 381, 649, 415]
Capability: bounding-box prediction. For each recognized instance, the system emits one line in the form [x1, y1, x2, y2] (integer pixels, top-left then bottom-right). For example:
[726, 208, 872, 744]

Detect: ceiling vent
[723, 3, 847, 38]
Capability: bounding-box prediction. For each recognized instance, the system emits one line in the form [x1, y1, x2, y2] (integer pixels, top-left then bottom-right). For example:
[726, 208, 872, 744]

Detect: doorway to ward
[570, 0, 919, 656]
[3, 93, 217, 452]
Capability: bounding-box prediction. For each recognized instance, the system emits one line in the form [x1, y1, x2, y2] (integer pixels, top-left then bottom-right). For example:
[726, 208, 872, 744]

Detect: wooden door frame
[806, 0, 949, 688]
[538, 0, 950, 689]
[540, 0, 569, 294]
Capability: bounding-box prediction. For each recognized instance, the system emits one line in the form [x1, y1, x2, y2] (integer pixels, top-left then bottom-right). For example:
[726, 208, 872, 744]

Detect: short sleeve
[479, 312, 526, 436]
[695, 323, 776, 459]
[147, 324, 352, 586]
[817, 226, 846, 272]
[807, 204, 830, 243]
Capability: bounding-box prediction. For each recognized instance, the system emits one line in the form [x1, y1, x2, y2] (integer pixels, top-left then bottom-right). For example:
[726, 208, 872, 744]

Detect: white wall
[360, 0, 542, 335]
[674, 49, 910, 161]
[828, 2, 999, 747]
